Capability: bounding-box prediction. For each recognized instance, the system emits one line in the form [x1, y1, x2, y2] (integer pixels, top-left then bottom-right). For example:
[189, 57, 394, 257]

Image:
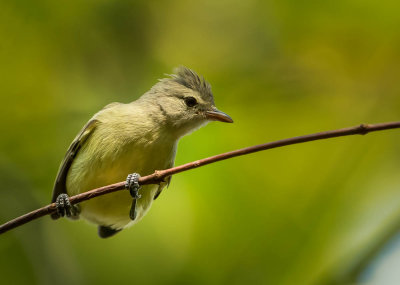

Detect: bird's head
[144, 66, 233, 138]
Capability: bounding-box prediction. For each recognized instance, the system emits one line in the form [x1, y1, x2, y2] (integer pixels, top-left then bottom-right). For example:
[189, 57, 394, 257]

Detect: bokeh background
[1, 0, 400, 284]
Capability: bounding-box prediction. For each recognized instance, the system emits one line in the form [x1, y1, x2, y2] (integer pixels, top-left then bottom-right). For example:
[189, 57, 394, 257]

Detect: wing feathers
[51, 119, 98, 203]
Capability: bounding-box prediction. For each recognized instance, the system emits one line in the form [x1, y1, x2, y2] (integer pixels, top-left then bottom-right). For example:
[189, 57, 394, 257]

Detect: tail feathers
[98, 225, 121, 238]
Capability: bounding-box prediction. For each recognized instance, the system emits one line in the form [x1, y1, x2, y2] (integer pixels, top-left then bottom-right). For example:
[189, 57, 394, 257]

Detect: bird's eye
[184, 96, 197, 107]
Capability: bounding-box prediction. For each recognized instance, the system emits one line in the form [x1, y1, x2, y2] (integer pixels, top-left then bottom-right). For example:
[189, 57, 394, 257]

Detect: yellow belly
[79, 184, 159, 229]
[66, 135, 175, 230]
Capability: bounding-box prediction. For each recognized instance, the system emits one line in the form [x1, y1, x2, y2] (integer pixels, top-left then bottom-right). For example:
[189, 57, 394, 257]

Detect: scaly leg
[53, 193, 80, 219]
[125, 173, 142, 220]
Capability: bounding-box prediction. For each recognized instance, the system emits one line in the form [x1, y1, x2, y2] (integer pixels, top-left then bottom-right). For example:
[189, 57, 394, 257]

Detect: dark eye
[184, 96, 197, 107]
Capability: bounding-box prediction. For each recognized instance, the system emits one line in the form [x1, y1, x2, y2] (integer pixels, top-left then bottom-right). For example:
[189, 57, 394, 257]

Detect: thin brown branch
[1, 121, 399, 235]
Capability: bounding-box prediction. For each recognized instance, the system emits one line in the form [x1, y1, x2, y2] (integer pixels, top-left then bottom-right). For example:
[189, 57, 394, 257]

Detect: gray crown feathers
[169, 66, 214, 103]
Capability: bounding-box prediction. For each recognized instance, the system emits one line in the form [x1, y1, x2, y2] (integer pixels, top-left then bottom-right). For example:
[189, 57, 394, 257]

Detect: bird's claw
[126, 173, 141, 199]
[56, 193, 73, 217]
[126, 173, 141, 220]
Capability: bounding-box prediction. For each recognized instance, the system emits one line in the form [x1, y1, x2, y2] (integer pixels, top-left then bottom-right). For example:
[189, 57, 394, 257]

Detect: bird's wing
[51, 119, 99, 203]
[153, 166, 173, 200]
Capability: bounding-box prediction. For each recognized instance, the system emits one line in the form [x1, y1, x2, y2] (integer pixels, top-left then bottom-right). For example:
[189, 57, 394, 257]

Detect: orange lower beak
[205, 110, 233, 123]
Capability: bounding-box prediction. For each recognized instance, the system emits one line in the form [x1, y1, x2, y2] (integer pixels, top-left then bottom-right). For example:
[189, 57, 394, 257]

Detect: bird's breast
[66, 126, 177, 229]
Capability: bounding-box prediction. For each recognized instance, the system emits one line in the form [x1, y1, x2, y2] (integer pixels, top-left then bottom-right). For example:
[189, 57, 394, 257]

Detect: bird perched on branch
[51, 66, 233, 238]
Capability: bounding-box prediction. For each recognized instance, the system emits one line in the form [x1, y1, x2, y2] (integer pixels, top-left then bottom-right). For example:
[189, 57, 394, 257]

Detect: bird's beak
[205, 109, 234, 123]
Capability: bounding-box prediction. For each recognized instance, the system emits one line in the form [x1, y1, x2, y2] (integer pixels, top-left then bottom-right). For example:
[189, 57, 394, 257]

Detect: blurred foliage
[1, 0, 400, 284]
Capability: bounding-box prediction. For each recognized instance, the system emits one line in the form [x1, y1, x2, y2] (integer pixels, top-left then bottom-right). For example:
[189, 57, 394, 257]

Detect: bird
[50, 66, 233, 238]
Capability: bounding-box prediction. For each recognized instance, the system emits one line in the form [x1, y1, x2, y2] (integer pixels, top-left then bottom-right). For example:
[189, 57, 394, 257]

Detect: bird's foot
[126, 173, 142, 199]
[54, 193, 80, 219]
[125, 173, 141, 221]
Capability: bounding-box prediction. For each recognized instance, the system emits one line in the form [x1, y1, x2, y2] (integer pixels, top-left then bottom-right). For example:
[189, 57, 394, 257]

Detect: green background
[1, 0, 400, 284]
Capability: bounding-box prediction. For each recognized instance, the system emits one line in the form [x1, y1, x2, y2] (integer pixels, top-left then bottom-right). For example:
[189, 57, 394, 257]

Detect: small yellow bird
[51, 67, 233, 238]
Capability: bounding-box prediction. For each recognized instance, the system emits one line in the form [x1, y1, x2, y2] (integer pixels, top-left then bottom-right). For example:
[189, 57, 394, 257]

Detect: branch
[1, 121, 399, 235]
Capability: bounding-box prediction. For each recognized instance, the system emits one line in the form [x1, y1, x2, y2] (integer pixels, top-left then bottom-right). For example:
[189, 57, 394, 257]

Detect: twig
[1, 121, 399, 234]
